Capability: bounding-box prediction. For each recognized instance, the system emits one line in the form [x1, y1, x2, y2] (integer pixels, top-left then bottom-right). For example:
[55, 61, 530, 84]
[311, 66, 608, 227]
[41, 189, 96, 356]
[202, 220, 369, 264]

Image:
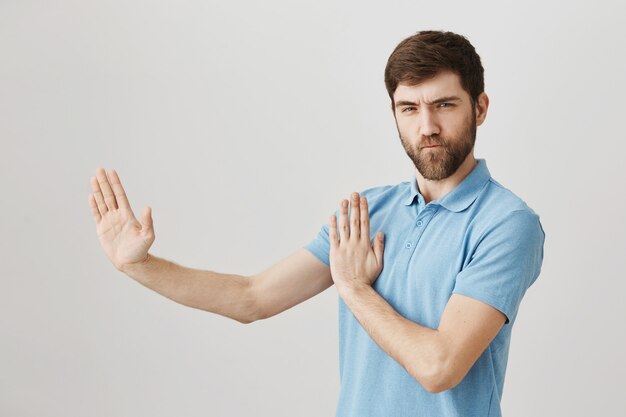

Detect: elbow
[240, 308, 279, 324]
[423, 377, 457, 394]
[229, 307, 262, 325]
[240, 274, 284, 324]
[236, 278, 274, 324]
[235, 301, 264, 325]
[226, 278, 265, 325]
[234, 314, 256, 325]
[199, 308, 258, 325]
[237, 305, 271, 324]
[407, 358, 464, 394]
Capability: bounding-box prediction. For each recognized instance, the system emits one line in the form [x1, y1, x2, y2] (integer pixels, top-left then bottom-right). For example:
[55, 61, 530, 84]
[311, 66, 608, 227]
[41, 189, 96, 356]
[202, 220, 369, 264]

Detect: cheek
[434, 116, 461, 136]
[396, 118, 416, 137]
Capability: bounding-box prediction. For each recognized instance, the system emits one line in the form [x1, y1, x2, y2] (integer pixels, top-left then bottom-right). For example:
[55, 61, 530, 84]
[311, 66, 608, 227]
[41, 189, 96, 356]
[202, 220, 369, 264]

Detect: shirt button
[417, 220, 424, 227]
[405, 242, 412, 249]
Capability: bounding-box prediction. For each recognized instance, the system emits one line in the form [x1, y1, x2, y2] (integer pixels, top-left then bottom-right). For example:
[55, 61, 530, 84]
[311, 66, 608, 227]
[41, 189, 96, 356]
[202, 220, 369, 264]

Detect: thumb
[140, 206, 153, 230]
[373, 231, 384, 266]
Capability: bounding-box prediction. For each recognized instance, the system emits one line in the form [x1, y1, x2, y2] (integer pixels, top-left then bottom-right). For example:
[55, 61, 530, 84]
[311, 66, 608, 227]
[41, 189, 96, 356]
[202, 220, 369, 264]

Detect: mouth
[422, 145, 442, 149]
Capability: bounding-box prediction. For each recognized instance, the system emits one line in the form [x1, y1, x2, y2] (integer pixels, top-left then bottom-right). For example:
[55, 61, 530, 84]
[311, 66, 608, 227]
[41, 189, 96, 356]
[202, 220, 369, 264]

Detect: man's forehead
[393, 71, 466, 103]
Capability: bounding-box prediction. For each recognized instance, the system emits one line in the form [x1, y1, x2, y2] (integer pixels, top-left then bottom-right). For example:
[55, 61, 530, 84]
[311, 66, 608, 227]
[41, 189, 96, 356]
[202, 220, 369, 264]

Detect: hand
[88, 168, 155, 271]
[329, 192, 384, 295]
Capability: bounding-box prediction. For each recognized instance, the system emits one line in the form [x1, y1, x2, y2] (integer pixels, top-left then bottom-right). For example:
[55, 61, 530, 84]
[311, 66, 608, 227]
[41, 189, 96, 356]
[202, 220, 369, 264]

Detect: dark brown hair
[384, 30, 484, 108]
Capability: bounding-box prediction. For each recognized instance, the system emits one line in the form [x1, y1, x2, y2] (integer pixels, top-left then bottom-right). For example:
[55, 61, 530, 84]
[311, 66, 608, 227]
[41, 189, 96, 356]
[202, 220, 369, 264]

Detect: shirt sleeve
[452, 209, 545, 325]
[304, 185, 392, 267]
[305, 221, 331, 267]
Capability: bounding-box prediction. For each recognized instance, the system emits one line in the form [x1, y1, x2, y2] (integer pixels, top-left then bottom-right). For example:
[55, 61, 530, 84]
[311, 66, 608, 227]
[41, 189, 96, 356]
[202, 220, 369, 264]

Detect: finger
[328, 214, 339, 248]
[90, 176, 108, 216]
[140, 207, 155, 242]
[88, 193, 102, 223]
[141, 206, 153, 230]
[107, 169, 132, 212]
[338, 199, 350, 242]
[360, 196, 370, 241]
[350, 192, 360, 240]
[96, 167, 118, 211]
[373, 232, 385, 267]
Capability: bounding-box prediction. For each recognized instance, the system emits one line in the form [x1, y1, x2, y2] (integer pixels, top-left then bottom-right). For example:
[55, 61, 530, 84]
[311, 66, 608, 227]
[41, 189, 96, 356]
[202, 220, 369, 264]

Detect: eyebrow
[394, 96, 462, 108]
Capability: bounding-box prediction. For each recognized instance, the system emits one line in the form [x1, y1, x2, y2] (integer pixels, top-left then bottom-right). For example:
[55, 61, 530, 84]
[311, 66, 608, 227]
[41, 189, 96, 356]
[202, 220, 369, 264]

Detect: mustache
[419, 138, 446, 149]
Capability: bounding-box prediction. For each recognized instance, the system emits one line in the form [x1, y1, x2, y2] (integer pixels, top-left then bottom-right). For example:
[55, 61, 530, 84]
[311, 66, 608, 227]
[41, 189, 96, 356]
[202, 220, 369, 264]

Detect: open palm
[88, 168, 155, 271]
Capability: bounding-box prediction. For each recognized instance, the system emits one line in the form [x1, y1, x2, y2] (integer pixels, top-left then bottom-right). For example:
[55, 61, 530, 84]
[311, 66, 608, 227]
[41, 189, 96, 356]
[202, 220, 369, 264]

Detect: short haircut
[384, 30, 485, 108]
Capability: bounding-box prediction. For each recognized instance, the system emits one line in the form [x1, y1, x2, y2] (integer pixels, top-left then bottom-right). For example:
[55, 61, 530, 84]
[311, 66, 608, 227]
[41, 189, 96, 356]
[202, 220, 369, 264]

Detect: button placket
[400, 207, 439, 263]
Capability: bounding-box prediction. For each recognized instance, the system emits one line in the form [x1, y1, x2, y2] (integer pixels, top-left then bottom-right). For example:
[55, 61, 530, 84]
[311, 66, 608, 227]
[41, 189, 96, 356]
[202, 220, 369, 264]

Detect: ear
[474, 92, 489, 126]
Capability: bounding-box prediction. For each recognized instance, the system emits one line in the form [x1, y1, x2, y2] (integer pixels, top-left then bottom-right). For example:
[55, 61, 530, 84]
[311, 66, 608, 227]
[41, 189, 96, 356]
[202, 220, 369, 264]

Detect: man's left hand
[329, 192, 385, 296]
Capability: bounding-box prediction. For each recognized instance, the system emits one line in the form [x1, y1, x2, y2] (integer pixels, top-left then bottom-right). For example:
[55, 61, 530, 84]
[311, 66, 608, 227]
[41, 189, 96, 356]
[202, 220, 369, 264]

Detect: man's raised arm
[89, 168, 332, 324]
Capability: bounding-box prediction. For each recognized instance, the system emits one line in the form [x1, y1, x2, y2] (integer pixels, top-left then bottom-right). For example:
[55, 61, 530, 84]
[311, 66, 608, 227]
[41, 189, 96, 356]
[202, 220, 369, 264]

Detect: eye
[438, 102, 454, 108]
[401, 106, 416, 113]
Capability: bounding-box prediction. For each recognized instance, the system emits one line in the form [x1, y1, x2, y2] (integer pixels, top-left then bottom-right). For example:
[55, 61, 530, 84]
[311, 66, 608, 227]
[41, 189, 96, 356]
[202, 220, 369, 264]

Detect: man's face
[392, 71, 479, 181]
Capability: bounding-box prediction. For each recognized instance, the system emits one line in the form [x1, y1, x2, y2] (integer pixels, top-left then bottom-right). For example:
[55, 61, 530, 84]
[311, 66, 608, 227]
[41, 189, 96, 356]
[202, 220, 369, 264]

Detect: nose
[418, 109, 440, 137]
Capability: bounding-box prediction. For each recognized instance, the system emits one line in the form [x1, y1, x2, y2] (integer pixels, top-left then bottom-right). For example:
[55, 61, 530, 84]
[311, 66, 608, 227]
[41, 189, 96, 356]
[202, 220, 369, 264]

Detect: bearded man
[89, 30, 545, 417]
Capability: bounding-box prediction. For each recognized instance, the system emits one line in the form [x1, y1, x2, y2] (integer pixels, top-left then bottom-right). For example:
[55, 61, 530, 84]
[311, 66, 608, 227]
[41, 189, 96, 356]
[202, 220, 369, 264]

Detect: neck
[415, 153, 478, 204]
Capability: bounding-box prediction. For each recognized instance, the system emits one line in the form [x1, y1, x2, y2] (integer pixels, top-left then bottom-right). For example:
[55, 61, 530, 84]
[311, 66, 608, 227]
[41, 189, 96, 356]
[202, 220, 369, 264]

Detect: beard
[399, 114, 477, 181]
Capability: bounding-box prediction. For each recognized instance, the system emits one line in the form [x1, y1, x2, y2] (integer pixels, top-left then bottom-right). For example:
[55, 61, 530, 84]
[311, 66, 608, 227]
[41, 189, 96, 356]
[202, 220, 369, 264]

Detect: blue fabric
[305, 159, 545, 417]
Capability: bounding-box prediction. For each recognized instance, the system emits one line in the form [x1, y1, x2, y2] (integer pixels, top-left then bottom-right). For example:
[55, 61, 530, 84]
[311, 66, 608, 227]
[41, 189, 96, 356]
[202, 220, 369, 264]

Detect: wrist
[337, 280, 372, 302]
[120, 253, 153, 275]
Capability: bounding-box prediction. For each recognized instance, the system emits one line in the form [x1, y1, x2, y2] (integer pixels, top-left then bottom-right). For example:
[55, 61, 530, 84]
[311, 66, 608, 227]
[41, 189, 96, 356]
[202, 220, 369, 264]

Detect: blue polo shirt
[305, 159, 545, 417]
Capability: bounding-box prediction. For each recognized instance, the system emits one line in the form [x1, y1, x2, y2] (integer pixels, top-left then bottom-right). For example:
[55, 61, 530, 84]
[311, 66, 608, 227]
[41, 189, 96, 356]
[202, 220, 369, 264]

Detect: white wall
[1, 0, 624, 416]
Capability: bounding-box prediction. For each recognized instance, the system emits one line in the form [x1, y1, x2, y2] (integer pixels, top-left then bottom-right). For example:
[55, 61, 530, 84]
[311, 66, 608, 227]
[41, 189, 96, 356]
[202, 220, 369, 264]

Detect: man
[89, 30, 545, 417]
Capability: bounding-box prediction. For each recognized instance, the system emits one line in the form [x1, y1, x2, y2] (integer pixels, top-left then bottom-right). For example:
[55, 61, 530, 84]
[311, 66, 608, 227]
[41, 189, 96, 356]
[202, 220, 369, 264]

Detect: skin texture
[89, 169, 154, 271]
[398, 103, 476, 182]
[89, 168, 331, 324]
[392, 70, 489, 203]
[89, 70, 504, 393]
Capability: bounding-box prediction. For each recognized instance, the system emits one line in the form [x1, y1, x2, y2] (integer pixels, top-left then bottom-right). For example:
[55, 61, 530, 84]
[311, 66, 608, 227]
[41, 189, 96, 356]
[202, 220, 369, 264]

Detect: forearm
[328, 193, 503, 393]
[327, 192, 448, 391]
[340, 285, 451, 393]
[121, 254, 257, 324]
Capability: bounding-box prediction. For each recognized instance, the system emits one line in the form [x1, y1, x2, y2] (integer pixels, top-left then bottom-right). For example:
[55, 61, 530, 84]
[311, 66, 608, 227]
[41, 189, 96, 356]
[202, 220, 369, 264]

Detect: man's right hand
[87, 167, 332, 322]
[89, 168, 155, 272]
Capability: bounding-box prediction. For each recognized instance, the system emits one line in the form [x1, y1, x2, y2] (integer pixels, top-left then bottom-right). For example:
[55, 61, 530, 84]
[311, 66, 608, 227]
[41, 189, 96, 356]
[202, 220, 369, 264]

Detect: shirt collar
[404, 158, 491, 212]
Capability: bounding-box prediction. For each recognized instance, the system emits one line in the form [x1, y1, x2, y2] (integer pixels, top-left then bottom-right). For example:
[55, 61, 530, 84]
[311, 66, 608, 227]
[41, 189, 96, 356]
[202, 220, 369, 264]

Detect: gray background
[1, 0, 625, 416]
